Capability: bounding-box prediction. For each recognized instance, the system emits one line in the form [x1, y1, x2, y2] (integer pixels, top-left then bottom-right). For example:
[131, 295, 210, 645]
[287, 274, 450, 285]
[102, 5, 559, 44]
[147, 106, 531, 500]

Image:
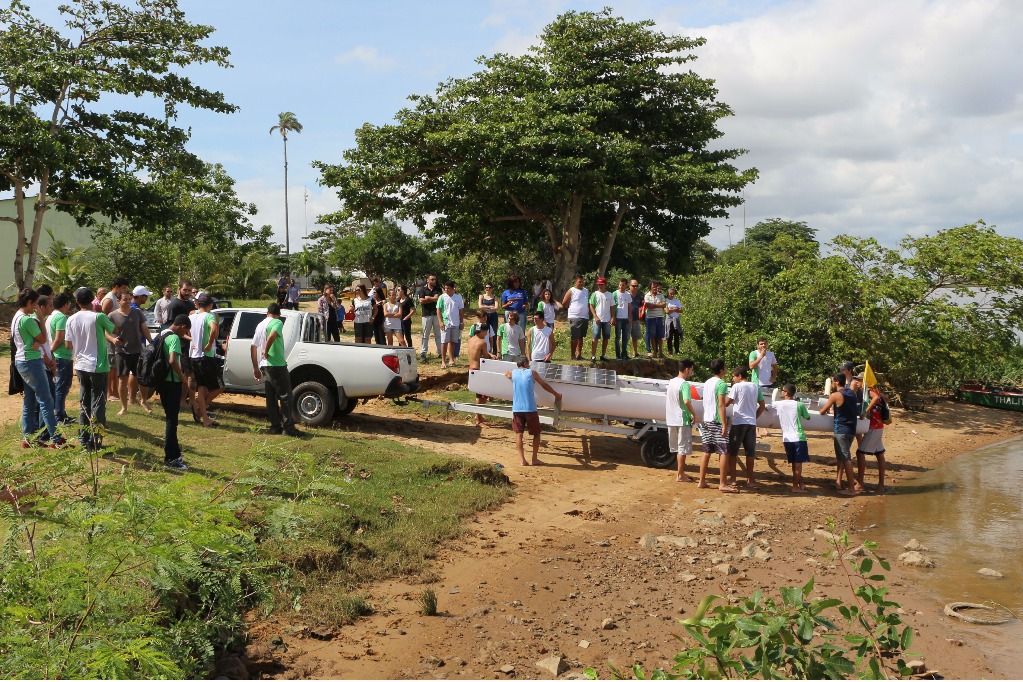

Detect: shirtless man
[467, 323, 494, 426]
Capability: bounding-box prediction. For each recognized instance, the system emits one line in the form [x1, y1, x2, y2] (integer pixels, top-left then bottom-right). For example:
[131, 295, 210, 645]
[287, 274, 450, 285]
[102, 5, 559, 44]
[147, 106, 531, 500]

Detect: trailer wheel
[292, 381, 336, 427]
[640, 430, 674, 468]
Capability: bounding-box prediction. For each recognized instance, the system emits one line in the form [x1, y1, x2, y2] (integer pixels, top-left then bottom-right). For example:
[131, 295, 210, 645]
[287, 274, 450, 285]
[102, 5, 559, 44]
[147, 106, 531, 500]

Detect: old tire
[292, 381, 336, 427]
[640, 430, 674, 469]
[944, 602, 1014, 625]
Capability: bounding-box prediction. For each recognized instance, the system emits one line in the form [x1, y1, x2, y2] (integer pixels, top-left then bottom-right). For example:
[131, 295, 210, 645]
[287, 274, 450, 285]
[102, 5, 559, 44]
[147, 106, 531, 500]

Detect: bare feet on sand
[676, 474, 694, 483]
[790, 485, 810, 494]
[531, 458, 543, 466]
[719, 485, 739, 494]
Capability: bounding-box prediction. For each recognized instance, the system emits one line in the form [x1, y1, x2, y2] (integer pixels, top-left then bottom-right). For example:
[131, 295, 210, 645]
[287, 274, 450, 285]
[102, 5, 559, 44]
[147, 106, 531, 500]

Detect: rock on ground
[978, 568, 1004, 578]
[536, 654, 568, 677]
[904, 538, 928, 551]
[898, 551, 935, 568]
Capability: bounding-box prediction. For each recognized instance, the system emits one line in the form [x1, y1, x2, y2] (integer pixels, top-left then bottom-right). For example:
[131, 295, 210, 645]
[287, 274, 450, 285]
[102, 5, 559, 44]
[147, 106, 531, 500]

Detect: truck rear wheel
[640, 430, 674, 469]
[292, 381, 336, 427]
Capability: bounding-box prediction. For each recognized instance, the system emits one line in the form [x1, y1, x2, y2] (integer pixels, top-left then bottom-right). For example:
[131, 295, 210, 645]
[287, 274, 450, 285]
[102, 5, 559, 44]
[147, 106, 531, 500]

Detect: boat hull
[957, 389, 1023, 412]
[470, 360, 867, 434]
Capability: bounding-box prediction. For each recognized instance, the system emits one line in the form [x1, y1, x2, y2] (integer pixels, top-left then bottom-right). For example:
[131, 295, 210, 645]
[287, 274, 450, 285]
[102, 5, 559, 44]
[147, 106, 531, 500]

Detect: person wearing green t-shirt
[47, 293, 75, 423]
[256, 304, 300, 437]
[665, 359, 696, 483]
[12, 288, 64, 448]
[159, 315, 190, 470]
[698, 358, 733, 492]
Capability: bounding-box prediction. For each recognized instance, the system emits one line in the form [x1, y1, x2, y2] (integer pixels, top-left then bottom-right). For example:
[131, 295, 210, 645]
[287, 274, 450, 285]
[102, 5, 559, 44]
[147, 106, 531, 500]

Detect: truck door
[223, 311, 265, 389]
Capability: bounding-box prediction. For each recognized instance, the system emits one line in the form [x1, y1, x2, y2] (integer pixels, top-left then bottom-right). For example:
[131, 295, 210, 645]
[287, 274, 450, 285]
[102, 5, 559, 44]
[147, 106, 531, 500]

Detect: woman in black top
[397, 286, 415, 347]
[371, 287, 386, 344]
[479, 283, 500, 354]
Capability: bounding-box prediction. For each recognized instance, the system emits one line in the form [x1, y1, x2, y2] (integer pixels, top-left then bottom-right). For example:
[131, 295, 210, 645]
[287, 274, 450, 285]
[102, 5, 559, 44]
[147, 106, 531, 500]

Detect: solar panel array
[532, 362, 618, 389]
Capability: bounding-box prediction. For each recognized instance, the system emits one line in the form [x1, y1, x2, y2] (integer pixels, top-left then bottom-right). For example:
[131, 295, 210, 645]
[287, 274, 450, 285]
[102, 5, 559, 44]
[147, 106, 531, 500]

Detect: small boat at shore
[956, 383, 1023, 412]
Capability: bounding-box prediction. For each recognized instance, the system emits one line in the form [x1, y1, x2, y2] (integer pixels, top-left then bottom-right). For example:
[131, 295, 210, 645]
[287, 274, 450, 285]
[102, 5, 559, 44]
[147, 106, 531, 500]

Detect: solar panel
[532, 361, 618, 389]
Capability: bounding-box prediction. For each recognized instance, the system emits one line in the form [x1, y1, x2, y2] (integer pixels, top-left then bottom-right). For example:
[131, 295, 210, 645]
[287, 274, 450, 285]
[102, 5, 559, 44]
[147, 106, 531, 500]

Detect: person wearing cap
[467, 321, 495, 426]
[819, 372, 864, 496]
[188, 292, 221, 427]
[589, 277, 613, 362]
[109, 289, 153, 415]
[251, 303, 300, 437]
[131, 285, 151, 310]
[65, 286, 122, 450]
[561, 275, 589, 361]
[503, 356, 563, 466]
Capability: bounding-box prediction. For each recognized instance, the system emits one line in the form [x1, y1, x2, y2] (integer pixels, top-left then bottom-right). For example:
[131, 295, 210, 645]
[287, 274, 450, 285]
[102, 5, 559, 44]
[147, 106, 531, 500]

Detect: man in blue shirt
[500, 275, 528, 331]
[503, 356, 562, 466]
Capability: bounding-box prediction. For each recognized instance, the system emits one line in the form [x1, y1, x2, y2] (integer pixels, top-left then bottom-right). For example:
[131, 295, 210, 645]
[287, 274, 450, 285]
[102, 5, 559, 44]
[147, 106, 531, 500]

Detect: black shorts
[569, 318, 588, 340]
[727, 424, 757, 457]
[192, 356, 222, 391]
[113, 353, 139, 376]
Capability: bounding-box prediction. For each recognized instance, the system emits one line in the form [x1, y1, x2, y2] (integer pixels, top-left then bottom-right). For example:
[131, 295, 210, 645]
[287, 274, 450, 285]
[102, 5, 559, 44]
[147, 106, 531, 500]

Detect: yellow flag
[863, 361, 877, 388]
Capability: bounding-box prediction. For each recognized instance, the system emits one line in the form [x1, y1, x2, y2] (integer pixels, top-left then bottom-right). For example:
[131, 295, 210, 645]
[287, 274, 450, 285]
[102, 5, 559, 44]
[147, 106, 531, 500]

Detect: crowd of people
[664, 355, 889, 496]
[10, 279, 302, 478]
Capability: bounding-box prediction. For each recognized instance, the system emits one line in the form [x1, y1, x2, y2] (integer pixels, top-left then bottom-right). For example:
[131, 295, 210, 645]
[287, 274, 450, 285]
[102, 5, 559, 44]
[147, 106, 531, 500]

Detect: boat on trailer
[419, 360, 866, 469]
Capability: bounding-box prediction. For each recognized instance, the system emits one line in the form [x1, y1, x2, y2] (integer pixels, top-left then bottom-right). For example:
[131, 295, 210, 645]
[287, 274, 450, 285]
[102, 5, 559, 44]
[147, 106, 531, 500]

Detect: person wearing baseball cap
[131, 285, 151, 310]
[589, 277, 613, 362]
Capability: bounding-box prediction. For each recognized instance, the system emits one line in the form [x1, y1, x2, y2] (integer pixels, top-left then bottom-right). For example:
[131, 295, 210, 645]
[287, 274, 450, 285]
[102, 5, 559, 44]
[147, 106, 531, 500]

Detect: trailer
[419, 359, 778, 469]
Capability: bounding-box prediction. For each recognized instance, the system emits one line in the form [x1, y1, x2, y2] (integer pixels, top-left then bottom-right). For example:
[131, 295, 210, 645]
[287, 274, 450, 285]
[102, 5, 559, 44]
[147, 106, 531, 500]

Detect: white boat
[469, 359, 867, 434]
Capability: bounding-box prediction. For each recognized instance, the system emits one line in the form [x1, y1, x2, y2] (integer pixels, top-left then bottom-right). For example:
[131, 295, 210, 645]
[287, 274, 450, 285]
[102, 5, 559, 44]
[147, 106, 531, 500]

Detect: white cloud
[654, 0, 1023, 248]
[334, 45, 396, 71]
[235, 179, 343, 251]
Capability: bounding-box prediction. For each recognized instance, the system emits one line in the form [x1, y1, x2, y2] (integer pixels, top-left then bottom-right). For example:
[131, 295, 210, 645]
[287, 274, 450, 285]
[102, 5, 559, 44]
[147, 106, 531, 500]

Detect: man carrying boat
[503, 356, 563, 466]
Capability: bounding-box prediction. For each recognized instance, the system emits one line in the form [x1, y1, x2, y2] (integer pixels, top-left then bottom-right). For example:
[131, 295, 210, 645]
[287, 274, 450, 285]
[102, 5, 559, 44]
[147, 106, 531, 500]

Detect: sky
[14, 0, 1023, 252]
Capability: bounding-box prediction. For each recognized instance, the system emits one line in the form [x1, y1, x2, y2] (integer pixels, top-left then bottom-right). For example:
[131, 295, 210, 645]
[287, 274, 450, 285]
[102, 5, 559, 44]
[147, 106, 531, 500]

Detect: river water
[860, 437, 1023, 677]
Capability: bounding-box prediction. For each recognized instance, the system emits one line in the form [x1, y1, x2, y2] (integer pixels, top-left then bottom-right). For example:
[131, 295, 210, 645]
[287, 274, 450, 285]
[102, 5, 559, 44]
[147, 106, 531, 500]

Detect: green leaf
[900, 626, 914, 650]
[802, 576, 815, 597]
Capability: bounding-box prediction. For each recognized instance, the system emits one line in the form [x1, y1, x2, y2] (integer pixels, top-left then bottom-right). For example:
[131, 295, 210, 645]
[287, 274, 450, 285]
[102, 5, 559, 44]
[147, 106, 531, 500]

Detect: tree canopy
[669, 221, 1023, 399]
[315, 8, 756, 293]
[0, 0, 236, 289]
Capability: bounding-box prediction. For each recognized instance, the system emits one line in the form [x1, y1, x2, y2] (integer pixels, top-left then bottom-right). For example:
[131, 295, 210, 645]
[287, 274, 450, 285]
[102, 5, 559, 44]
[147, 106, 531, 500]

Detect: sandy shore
[4, 348, 1021, 679]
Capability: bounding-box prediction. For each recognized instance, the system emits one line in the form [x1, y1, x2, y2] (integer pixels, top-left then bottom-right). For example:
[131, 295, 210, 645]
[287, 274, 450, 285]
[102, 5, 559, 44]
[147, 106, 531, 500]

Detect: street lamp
[726, 223, 733, 247]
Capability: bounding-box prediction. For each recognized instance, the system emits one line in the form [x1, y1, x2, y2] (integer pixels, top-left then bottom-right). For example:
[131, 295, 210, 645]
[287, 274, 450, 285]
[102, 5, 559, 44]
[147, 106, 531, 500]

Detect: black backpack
[137, 330, 173, 388]
[8, 337, 24, 395]
[878, 396, 892, 425]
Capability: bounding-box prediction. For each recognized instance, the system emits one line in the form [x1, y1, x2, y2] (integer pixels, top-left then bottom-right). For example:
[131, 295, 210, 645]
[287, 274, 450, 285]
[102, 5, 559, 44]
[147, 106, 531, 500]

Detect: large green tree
[0, 0, 235, 290]
[311, 218, 430, 287]
[315, 9, 756, 293]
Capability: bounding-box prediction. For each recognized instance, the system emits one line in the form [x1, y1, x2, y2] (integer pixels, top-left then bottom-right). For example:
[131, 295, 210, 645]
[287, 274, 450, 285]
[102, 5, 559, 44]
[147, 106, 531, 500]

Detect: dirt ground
[4, 341, 1021, 679]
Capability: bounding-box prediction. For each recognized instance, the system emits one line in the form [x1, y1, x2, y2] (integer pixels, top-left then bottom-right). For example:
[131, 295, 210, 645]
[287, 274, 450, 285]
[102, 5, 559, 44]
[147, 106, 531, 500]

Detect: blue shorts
[784, 441, 810, 464]
[591, 320, 611, 339]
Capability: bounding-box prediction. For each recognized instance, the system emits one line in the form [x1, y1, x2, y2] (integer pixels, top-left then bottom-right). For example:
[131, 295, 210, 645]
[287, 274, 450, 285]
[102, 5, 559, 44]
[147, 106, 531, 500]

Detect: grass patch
[419, 588, 438, 616]
[1, 403, 511, 673]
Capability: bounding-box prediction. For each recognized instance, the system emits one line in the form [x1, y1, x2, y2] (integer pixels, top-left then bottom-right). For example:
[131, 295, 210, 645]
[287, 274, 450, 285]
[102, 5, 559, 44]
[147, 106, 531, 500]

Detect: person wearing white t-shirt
[588, 277, 613, 362]
[665, 358, 697, 483]
[772, 383, 812, 493]
[748, 337, 779, 389]
[698, 358, 731, 492]
[526, 311, 556, 363]
[749, 337, 779, 437]
[612, 279, 633, 359]
[437, 281, 462, 369]
[725, 366, 765, 488]
[561, 276, 589, 361]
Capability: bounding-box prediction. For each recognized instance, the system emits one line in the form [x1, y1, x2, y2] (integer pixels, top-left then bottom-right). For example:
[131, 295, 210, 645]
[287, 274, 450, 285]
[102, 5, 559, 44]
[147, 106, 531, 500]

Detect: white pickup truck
[214, 308, 420, 426]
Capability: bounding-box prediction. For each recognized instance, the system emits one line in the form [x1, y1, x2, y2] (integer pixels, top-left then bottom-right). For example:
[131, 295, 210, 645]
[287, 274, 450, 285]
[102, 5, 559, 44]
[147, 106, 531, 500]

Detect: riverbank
[235, 394, 1021, 679]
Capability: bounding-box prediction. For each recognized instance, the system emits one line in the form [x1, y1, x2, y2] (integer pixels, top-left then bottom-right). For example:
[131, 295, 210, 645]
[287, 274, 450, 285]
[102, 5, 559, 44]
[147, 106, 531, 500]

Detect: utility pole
[726, 223, 733, 247]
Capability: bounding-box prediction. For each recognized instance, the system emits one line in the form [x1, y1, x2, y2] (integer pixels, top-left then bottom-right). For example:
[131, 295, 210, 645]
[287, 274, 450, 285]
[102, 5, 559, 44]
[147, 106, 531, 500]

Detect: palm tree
[270, 112, 303, 269]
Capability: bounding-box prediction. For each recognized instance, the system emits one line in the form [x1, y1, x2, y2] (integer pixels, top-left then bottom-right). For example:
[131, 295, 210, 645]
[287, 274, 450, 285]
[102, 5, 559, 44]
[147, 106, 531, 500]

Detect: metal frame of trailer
[414, 398, 769, 469]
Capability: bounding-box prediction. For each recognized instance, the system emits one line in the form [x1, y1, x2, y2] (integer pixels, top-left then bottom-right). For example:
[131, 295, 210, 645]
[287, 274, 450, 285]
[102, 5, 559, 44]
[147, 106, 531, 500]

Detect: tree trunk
[553, 194, 584, 295]
[26, 173, 51, 292]
[12, 177, 26, 291]
[596, 201, 629, 277]
[283, 136, 290, 273]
